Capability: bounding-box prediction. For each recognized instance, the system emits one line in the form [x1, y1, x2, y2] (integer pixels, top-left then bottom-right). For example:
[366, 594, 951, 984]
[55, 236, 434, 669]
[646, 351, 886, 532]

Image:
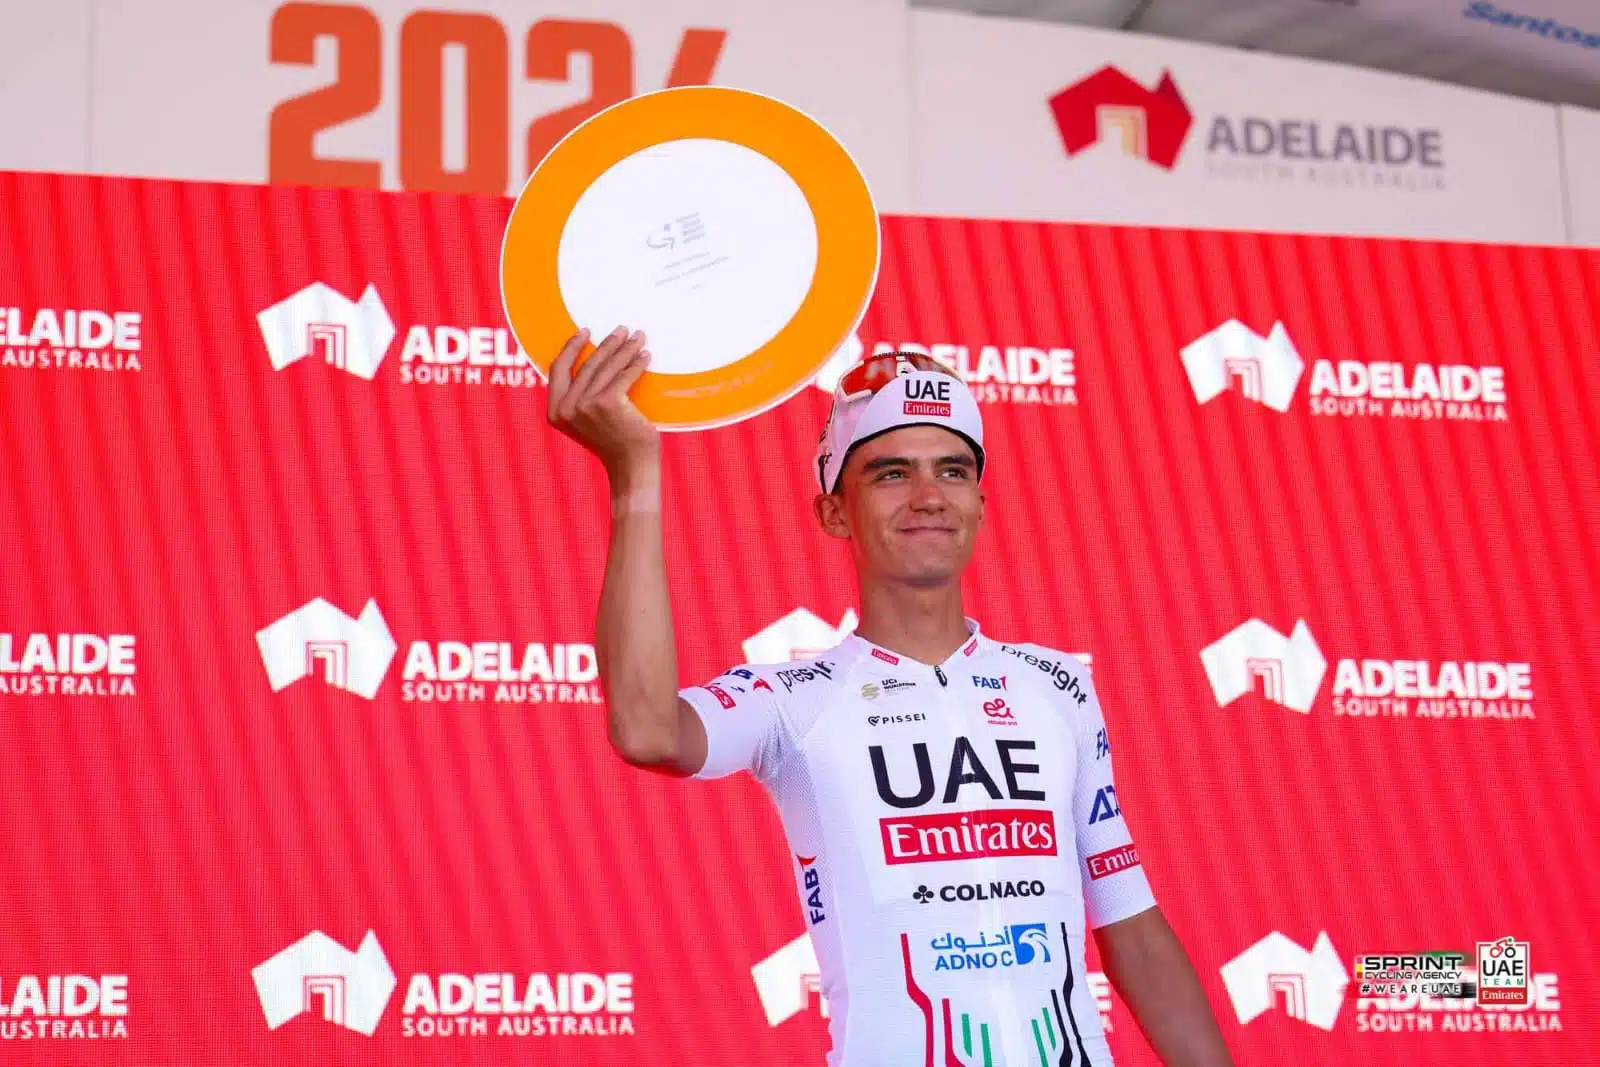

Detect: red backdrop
[0, 170, 1596, 1065]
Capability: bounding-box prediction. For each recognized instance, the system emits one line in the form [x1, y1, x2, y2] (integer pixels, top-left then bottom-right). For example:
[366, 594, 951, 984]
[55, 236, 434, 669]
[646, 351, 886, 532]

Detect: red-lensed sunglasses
[837, 351, 957, 400]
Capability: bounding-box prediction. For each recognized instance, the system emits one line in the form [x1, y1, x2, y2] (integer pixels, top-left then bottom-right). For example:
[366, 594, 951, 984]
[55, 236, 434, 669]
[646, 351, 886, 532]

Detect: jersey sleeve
[1070, 668, 1158, 929]
[678, 665, 791, 783]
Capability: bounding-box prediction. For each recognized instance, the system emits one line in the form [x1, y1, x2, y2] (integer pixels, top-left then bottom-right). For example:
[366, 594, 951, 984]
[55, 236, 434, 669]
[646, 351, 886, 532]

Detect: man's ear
[813, 491, 851, 540]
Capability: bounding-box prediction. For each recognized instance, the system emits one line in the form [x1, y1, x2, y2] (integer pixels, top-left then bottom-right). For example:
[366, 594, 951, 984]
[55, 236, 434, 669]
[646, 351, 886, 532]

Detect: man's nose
[907, 470, 948, 508]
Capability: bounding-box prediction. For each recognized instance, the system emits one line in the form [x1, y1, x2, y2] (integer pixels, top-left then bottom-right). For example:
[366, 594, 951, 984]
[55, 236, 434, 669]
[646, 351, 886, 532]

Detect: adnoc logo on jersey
[929, 924, 1052, 971]
[1182, 320, 1509, 422]
[1048, 67, 1448, 195]
[256, 282, 536, 388]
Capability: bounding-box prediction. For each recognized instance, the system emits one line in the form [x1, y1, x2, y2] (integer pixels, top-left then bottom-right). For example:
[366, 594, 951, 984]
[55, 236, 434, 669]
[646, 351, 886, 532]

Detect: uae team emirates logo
[872, 736, 1057, 864]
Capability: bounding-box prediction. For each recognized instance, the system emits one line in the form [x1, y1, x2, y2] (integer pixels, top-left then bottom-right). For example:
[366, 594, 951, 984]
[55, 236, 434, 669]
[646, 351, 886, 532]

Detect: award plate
[500, 86, 879, 431]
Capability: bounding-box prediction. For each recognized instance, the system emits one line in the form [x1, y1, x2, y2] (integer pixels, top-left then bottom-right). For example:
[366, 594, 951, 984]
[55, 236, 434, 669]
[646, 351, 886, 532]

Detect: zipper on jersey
[934, 665, 948, 687]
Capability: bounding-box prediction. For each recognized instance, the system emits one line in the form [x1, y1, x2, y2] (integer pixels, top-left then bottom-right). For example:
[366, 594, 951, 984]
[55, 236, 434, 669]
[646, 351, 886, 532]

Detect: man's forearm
[1096, 908, 1235, 1067]
[594, 453, 680, 764]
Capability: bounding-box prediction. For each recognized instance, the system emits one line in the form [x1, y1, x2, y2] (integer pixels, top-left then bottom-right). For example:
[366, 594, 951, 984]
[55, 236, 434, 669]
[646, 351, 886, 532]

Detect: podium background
[0, 169, 1595, 1064]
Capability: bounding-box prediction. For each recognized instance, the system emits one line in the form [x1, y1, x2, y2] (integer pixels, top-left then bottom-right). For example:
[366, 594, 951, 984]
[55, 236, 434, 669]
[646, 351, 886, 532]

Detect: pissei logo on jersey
[871, 737, 1056, 864]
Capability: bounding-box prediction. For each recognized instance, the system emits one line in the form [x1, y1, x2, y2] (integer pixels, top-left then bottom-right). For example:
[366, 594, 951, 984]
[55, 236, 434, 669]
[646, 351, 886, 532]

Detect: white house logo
[258, 597, 601, 705]
[1181, 320, 1303, 413]
[752, 934, 1116, 1030]
[813, 334, 1077, 407]
[1221, 930, 1349, 1032]
[257, 283, 395, 381]
[256, 598, 398, 700]
[744, 607, 860, 664]
[1181, 320, 1508, 422]
[256, 281, 535, 387]
[0, 974, 130, 1040]
[1203, 618, 1536, 723]
[0, 633, 137, 697]
[0, 308, 143, 372]
[1200, 618, 1327, 714]
[253, 930, 397, 1036]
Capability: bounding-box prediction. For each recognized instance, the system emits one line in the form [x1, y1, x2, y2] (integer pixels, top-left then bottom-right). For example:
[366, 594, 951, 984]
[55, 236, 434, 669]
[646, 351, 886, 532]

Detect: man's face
[815, 425, 985, 589]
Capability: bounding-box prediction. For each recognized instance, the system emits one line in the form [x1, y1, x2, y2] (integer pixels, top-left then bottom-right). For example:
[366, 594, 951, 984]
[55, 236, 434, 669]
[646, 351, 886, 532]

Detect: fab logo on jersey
[870, 737, 1057, 864]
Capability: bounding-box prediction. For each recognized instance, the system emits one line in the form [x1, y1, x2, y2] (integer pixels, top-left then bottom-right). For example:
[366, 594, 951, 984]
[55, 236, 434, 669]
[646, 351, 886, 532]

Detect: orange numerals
[267, 2, 727, 195]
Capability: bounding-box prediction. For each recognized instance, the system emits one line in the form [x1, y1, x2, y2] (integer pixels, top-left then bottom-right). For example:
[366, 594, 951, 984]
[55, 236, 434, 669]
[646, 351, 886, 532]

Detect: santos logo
[1220, 930, 1349, 1032]
[1200, 618, 1327, 715]
[813, 335, 1077, 407]
[253, 930, 397, 1036]
[1182, 320, 1508, 421]
[256, 282, 534, 387]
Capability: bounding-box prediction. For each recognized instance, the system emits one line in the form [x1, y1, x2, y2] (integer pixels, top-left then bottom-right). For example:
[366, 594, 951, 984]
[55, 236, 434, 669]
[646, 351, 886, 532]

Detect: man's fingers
[587, 335, 652, 402]
[546, 328, 589, 416]
[602, 348, 652, 406]
[569, 327, 644, 407]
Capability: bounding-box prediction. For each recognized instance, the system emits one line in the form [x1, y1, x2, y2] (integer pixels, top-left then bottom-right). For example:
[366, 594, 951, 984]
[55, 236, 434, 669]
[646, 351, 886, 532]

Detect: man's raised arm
[545, 327, 707, 777]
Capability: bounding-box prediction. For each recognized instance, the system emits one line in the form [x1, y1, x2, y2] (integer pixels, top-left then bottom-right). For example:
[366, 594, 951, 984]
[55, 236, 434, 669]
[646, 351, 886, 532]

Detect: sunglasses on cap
[837, 351, 959, 400]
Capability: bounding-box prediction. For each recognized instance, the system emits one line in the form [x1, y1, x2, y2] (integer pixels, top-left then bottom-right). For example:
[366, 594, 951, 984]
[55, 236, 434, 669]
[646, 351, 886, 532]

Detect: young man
[547, 326, 1236, 1067]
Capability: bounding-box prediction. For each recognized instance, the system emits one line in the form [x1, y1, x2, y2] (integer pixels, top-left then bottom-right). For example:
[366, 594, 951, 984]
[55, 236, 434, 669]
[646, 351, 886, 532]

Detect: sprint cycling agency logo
[0, 974, 130, 1040]
[0, 307, 143, 372]
[0, 633, 137, 697]
[750, 933, 1116, 1031]
[254, 930, 634, 1039]
[1181, 319, 1508, 421]
[256, 281, 537, 388]
[1200, 618, 1535, 723]
[1351, 936, 1556, 1034]
[1047, 65, 1448, 193]
[813, 334, 1077, 407]
[256, 597, 600, 705]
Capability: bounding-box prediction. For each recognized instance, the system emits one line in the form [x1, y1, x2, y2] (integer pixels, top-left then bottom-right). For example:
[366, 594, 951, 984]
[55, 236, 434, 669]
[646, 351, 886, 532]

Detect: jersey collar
[843, 617, 994, 673]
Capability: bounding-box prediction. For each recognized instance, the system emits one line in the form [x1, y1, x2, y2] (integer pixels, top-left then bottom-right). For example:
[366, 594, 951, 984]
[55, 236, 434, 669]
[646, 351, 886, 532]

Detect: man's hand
[547, 326, 657, 477]
[1096, 907, 1236, 1067]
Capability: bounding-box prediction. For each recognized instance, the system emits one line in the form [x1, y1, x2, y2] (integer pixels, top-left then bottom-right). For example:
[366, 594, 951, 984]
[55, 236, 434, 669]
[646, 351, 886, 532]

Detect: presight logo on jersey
[1001, 645, 1089, 704]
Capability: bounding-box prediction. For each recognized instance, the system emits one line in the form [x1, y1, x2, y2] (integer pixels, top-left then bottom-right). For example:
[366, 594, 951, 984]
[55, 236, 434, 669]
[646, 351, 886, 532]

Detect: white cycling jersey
[679, 619, 1156, 1067]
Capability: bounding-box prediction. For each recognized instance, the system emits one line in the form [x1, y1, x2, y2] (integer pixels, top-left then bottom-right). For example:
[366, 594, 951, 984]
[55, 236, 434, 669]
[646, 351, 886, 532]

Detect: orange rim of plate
[500, 86, 879, 430]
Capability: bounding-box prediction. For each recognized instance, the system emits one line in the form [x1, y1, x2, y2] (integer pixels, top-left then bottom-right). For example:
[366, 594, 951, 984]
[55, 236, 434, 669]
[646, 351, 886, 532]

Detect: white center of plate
[557, 138, 819, 376]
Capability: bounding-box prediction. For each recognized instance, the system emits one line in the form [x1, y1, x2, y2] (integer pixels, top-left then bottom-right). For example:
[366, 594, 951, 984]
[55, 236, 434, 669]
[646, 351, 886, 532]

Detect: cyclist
[547, 326, 1235, 1067]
